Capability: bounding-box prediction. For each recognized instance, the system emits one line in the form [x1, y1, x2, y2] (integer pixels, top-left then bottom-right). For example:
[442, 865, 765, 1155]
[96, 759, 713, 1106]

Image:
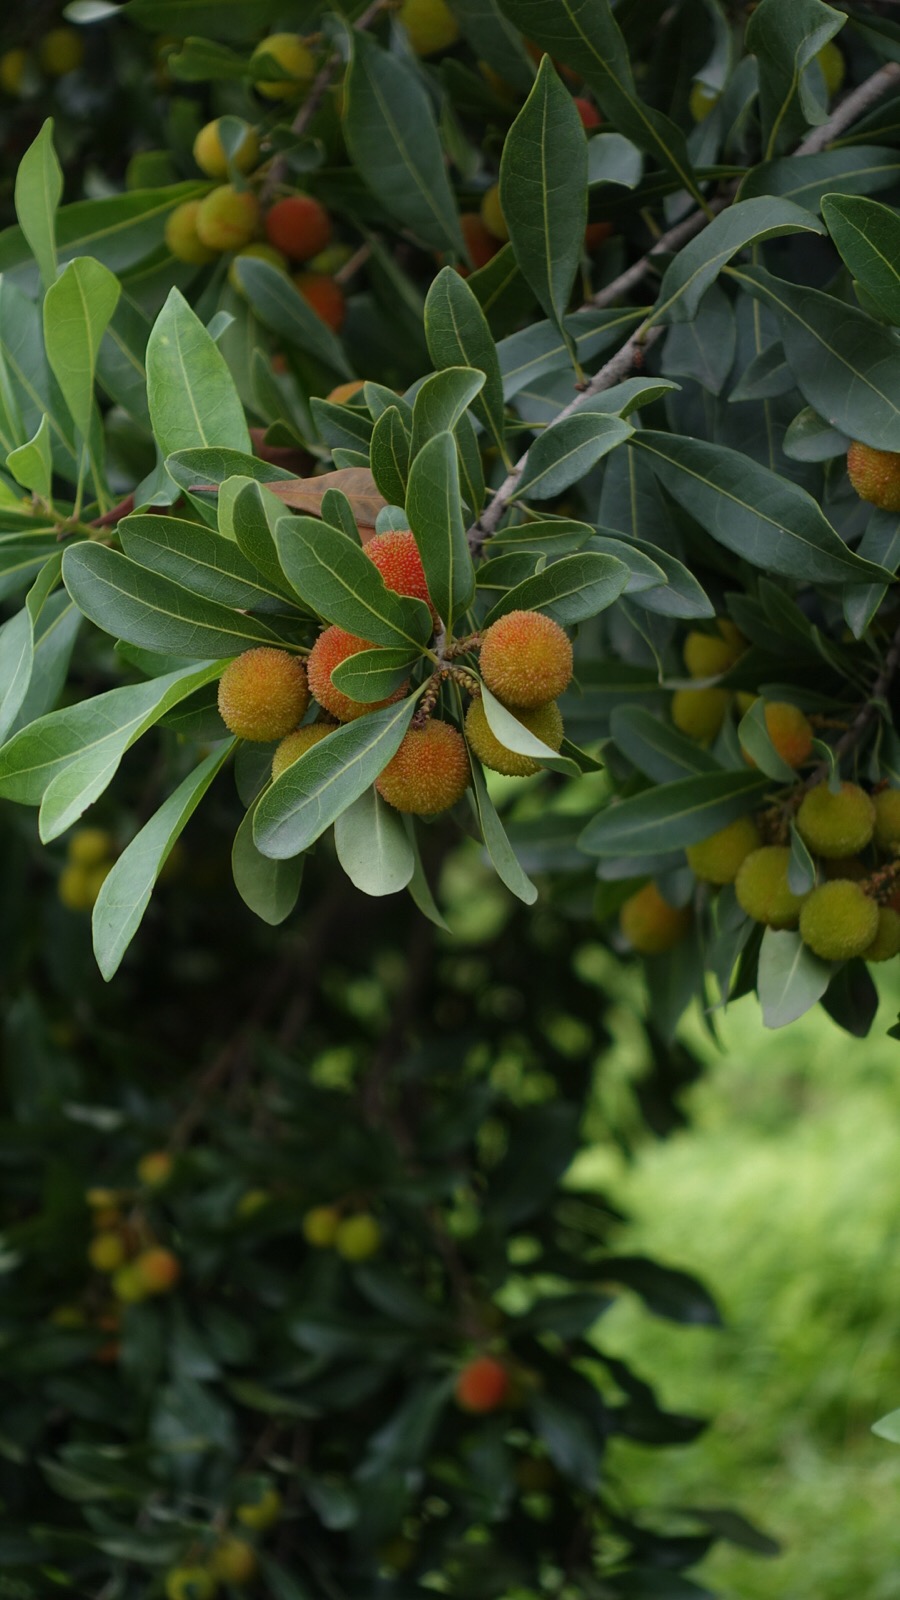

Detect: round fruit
[619, 882, 691, 954]
[464, 697, 563, 778]
[307, 627, 407, 722]
[817, 39, 845, 96]
[480, 183, 508, 242]
[265, 194, 332, 261]
[365, 529, 434, 616]
[164, 1567, 217, 1600]
[0, 49, 28, 96]
[68, 827, 114, 867]
[683, 629, 738, 679]
[671, 686, 729, 742]
[864, 906, 900, 962]
[112, 1264, 148, 1304]
[294, 272, 346, 331]
[195, 186, 260, 253]
[303, 1204, 341, 1247]
[308, 243, 354, 274]
[799, 880, 879, 961]
[873, 788, 900, 851]
[455, 1355, 509, 1414]
[133, 1247, 181, 1295]
[479, 610, 572, 709]
[165, 200, 218, 265]
[399, 0, 461, 55]
[193, 118, 259, 179]
[584, 220, 614, 253]
[376, 721, 470, 815]
[218, 649, 309, 742]
[574, 96, 601, 128]
[211, 1537, 257, 1586]
[689, 82, 720, 121]
[40, 27, 84, 77]
[88, 1232, 126, 1274]
[251, 33, 315, 99]
[686, 815, 761, 885]
[228, 241, 288, 293]
[796, 781, 875, 859]
[271, 723, 334, 781]
[334, 1213, 382, 1261]
[734, 846, 807, 929]
[756, 702, 813, 769]
[137, 1150, 173, 1188]
[460, 212, 501, 271]
[846, 441, 900, 513]
[236, 1487, 282, 1531]
[326, 379, 366, 405]
[58, 863, 110, 912]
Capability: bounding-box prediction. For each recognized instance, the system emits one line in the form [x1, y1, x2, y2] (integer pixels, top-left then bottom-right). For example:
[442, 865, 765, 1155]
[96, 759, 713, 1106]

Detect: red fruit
[455, 1355, 510, 1414]
[846, 441, 900, 513]
[365, 530, 435, 619]
[307, 626, 408, 722]
[294, 271, 346, 331]
[584, 220, 613, 253]
[479, 610, 573, 709]
[375, 721, 470, 815]
[459, 212, 501, 272]
[265, 195, 332, 262]
[574, 96, 601, 128]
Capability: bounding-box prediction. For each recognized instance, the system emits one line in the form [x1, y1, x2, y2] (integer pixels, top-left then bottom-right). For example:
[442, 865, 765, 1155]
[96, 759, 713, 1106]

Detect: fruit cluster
[0, 24, 83, 96]
[164, 1486, 282, 1599]
[302, 1202, 382, 1260]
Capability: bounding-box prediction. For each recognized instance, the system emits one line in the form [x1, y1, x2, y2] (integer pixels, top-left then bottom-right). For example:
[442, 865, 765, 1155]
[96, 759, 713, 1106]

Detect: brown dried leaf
[265, 468, 387, 528]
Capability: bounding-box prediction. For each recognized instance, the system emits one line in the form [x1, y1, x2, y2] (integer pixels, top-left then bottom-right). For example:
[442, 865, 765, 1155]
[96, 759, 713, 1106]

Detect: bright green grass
[589, 972, 900, 1597]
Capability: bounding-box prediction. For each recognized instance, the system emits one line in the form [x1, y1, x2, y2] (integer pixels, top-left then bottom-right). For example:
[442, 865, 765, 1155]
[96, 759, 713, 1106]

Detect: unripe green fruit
[218, 649, 309, 742]
[682, 630, 736, 678]
[251, 33, 315, 99]
[302, 1204, 341, 1247]
[164, 1567, 217, 1600]
[399, 0, 461, 55]
[137, 1149, 173, 1187]
[112, 1263, 149, 1304]
[210, 1537, 257, 1585]
[40, 27, 84, 76]
[817, 39, 845, 96]
[0, 48, 27, 96]
[193, 118, 259, 179]
[88, 1231, 126, 1273]
[846, 441, 900, 513]
[165, 201, 217, 265]
[271, 723, 333, 781]
[864, 906, 900, 962]
[480, 183, 508, 241]
[236, 1487, 282, 1531]
[68, 827, 114, 867]
[873, 788, 900, 851]
[334, 1213, 381, 1261]
[479, 610, 572, 708]
[195, 186, 260, 253]
[236, 1189, 268, 1218]
[796, 781, 875, 859]
[619, 882, 691, 954]
[464, 697, 563, 778]
[689, 82, 720, 121]
[671, 686, 729, 742]
[686, 815, 761, 885]
[799, 880, 879, 961]
[735, 846, 807, 929]
[375, 720, 470, 815]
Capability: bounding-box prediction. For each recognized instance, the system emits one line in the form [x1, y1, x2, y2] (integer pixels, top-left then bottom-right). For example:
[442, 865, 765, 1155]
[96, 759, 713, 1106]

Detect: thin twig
[796, 60, 900, 155]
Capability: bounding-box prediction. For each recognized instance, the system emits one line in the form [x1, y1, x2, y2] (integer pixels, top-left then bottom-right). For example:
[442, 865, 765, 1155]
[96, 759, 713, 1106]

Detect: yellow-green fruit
[759, 701, 813, 769]
[88, 1231, 127, 1273]
[68, 827, 113, 867]
[39, 27, 85, 77]
[236, 1488, 282, 1531]
[864, 906, 900, 962]
[464, 697, 563, 778]
[133, 1246, 181, 1295]
[796, 781, 875, 859]
[302, 1204, 341, 1247]
[735, 691, 757, 716]
[193, 118, 259, 179]
[137, 1150, 173, 1188]
[399, 0, 461, 55]
[799, 880, 879, 961]
[58, 864, 96, 913]
[308, 243, 354, 275]
[480, 183, 508, 242]
[682, 630, 736, 678]
[228, 241, 288, 293]
[196, 186, 260, 253]
[210, 1537, 257, 1586]
[251, 33, 315, 99]
[86, 1187, 119, 1209]
[272, 723, 334, 781]
[689, 82, 720, 121]
[335, 1213, 382, 1261]
[846, 441, 900, 513]
[218, 648, 309, 742]
[479, 610, 572, 708]
[619, 882, 691, 954]
[0, 49, 28, 95]
[164, 1567, 217, 1600]
[734, 846, 807, 930]
[671, 686, 729, 742]
[112, 1264, 149, 1304]
[165, 200, 218, 265]
[375, 721, 470, 815]
[817, 39, 845, 96]
[686, 815, 761, 885]
[873, 788, 900, 851]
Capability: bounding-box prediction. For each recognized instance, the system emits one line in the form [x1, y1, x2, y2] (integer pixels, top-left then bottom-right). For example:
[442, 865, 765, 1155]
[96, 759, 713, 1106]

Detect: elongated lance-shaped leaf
[119, 513, 291, 611]
[517, 414, 632, 500]
[579, 771, 771, 856]
[0, 552, 62, 749]
[480, 685, 580, 777]
[333, 787, 415, 898]
[14, 119, 62, 292]
[425, 269, 507, 457]
[232, 801, 304, 927]
[43, 258, 121, 446]
[274, 516, 432, 650]
[746, 0, 844, 158]
[482, 551, 630, 628]
[651, 197, 824, 325]
[369, 407, 411, 507]
[410, 367, 485, 458]
[234, 257, 353, 379]
[467, 759, 537, 905]
[7, 416, 52, 500]
[405, 431, 476, 632]
[146, 288, 250, 461]
[331, 645, 418, 703]
[609, 706, 722, 783]
[821, 194, 900, 327]
[757, 928, 833, 1028]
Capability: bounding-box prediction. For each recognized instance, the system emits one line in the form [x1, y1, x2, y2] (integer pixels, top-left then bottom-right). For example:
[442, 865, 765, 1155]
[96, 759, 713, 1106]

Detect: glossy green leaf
[146, 289, 250, 462]
[480, 685, 579, 777]
[653, 198, 824, 325]
[404, 431, 475, 631]
[43, 258, 121, 445]
[843, 511, 900, 640]
[119, 514, 289, 610]
[234, 258, 353, 379]
[745, 0, 844, 157]
[331, 646, 416, 703]
[409, 367, 485, 458]
[369, 407, 411, 507]
[588, 132, 643, 189]
[821, 193, 900, 326]
[739, 147, 900, 214]
[273, 516, 432, 649]
[232, 801, 304, 927]
[229, 479, 299, 601]
[500, 305, 645, 400]
[333, 787, 415, 897]
[872, 1409, 900, 1444]
[609, 706, 721, 782]
[7, 416, 52, 500]
[0, 181, 206, 285]
[467, 760, 537, 904]
[578, 771, 770, 856]
[757, 928, 833, 1027]
[425, 268, 507, 456]
[14, 119, 62, 292]
[0, 555, 62, 747]
[482, 551, 629, 628]
[518, 413, 632, 499]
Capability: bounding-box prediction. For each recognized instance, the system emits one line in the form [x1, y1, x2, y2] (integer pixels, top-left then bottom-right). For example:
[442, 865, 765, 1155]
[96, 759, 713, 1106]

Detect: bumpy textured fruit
[365, 529, 434, 616]
[671, 686, 729, 742]
[376, 721, 470, 815]
[228, 241, 287, 292]
[89, 1232, 126, 1273]
[165, 200, 217, 265]
[683, 629, 738, 678]
[796, 781, 875, 858]
[864, 906, 900, 962]
[68, 827, 114, 867]
[689, 82, 720, 121]
[846, 441, 900, 512]
[134, 1247, 181, 1295]
[455, 1355, 510, 1414]
[265, 194, 332, 261]
[460, 212, 501, 270]
[758, 702, 813, 768]
[326, 379, 366, 405]
[686, 816, 761, 885]
[164, 1568, 217, 1600]
[479, 610, 572, 708]
[399, 0, 461, 55]
[464, 698, 563, 778]
[0, 49, 27, 96]
[735, 846, 807, 929]
[574, 96, 601, 128]
[294, 271, 345, 330]
[303, 1204, 341, 1247]
[251, 33, 315, 98]
[619, 882, 691, 954]
[335, 1213, 382, 1261]
[480, 183, 508, 241]
[137, 1150, 173, 1188]
[196, 185, 260, 252]
[799, 880, 879, 961]
[193, 118, 259, 179]
[236, 1487, 282, 1531]
[307, 626, 407, 721]
[211, 1537, 257, 1585]
[271, 723, 333, 781]
[873, 788, 900, 851]
[40, 27, 84, 76]
[218, 649, 309, 742]
[817, 39, 845, 96]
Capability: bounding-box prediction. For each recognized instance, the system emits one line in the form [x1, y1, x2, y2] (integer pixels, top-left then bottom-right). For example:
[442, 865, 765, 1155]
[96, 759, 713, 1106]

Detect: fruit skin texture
[480, 183, 508, 241]
[455, 1355, 510, 1414]
[796, 781, 875, 859]
[846, 441, 900, 512]
[376, 721, 470, 815]
[193, 118, 259, 179]
[735, 846, 807, 929]
[228, 241, 287, 292]
[758, 702, 813, 769]
[873, 788, 900, 851]
[294, 271, 345, 330]
[671, 686, 729, 742]
[236, 1488, 282, 1531]
[683, 629, 738, 678]
[864, 906, 900, 962]
[40, 28, 84, 76]
[252, 34, 315, 98]
[687, 816, 761, 885]
[335, 1214, 382, 1261]
[799, 880, 879, 961]
[89, 1232, 127, 1273]
[265, 195, 332, 261]
[134, 1247, 181, 1295]
[574, 96, 601, 128]
[218, 649, 309, 742]
[137, 1150, 173, 1188]
[365, 529, 434, 616]
[195, 186, 260, 253]
[480, 610, 572, 709]
[271, 723, 333, 781]
[303, 1204, 341, 1247]
[460, 212, 501, 271]
[619, 882, 691, 954]
[399, 0, 461, 55]
[464, 698, 563, 778]
[211, 1538, 257, 1585]
[165, 201, 217, 265]
[307, 627, 407, 722]
[164, 1567, 217, 1600]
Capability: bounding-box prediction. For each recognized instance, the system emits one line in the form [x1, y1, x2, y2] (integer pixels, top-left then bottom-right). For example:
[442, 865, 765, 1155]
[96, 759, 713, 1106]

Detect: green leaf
[757, 927, 832, 1027]
[739, 147, 900, 215]
[253, 696, 420, 860]
[425, 268, 507, 457]
[588, 131, 643, 189]
[480, 685, 579, 777]
[123, 0, 284, 41]
[653, 197, 824, 325]
[578, 771, 770, 856]
[745, 0, 844, 157]
[273, 517, 432, 649]
[14, 119, 62, 292]
[500, 305, 645, 400]
[331, 645, 417, 703]
[369, 407, 411, 507]
[467, 760, 538, 904]
[843, 510, 900, 640]
[43, 257, 121, 449]
[0, 181, 206, 285]
[632, 431, 892, 584]
[232, 801, 304, 927]
[233, 258, 353, 379]
[499, 57, 586, 350]
[146, 288, 251, 462]
[518, 413, 632, 499]
[482, 551, 630, 628]
[410, 367, 485, 458]
[737, 699, 798, 783]
[119, 513, 291, 610]
[821, 193, 900, 326]
[229, 479, 300, 601]
[0, 555, 62, 745]
[7, 416, 52, 500]
[93, 744, 232, 980]
[404, 431, 475, 631]
[609, 706, 721, 782]
[333, 787, 415, 897]
[344, 32, 464, 256]
[873, 1408, 900, 1444]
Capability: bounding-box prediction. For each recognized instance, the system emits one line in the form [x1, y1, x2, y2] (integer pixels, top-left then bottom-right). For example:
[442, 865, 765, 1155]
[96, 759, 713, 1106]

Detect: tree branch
[795, 60, 900, 155]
